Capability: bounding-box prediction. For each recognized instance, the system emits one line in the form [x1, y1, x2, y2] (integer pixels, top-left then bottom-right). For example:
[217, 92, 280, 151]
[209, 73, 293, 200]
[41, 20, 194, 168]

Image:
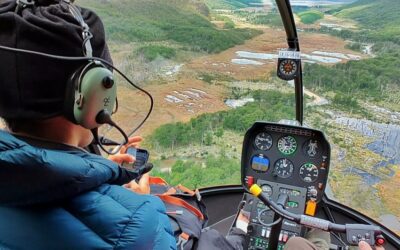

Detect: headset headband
[15, 0, 93, 57]
[65, 1, 93, 57]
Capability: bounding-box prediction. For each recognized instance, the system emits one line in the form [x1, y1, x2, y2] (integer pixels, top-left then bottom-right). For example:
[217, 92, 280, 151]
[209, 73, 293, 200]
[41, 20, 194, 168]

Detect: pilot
[0, 0, 176, 249]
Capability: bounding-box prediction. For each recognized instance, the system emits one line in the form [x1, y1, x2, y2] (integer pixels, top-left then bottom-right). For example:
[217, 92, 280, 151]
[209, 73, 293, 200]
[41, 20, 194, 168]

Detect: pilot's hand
[120, 136, 143, 152]
[123, 173, 150, 194]
[358, 241, 385, 250]
[236, 210, 250, 233]
[108, 136, 143, 164]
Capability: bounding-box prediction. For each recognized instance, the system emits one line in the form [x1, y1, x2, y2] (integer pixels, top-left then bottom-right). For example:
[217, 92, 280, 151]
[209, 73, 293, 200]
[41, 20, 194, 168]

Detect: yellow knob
[250, 184, 262, 197]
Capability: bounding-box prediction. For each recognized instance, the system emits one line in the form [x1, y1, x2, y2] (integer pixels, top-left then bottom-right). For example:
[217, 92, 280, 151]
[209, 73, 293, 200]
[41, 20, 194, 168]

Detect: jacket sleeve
[0, 132, 135, 206]
[196, 228, 246, 250]
[66, 184, 176, 250]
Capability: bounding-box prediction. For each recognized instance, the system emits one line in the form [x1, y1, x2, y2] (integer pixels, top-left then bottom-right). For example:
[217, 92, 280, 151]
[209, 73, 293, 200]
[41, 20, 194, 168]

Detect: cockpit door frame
[275, 0, 304, 125]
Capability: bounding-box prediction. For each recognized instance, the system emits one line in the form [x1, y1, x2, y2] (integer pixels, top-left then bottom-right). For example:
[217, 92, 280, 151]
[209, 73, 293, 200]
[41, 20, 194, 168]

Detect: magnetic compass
[280, 59, 297, 76]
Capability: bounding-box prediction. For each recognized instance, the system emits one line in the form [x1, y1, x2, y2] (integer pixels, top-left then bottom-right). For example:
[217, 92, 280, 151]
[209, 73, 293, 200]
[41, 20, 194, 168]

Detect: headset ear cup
[64, 66, 84, 124]
[73, 65, 116, 129]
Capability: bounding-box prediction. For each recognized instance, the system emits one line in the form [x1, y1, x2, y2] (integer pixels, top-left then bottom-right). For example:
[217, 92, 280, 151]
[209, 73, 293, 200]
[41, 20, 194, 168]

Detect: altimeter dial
[274, 158, 294, 178]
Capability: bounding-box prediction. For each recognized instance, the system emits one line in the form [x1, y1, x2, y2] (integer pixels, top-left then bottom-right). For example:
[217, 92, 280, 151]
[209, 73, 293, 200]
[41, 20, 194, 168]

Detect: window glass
[79, 0, 399, 235]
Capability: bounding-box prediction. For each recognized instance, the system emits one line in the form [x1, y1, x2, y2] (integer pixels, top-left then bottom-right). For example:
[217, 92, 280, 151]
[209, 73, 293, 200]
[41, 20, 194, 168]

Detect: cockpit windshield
[79, 0, 399, 236]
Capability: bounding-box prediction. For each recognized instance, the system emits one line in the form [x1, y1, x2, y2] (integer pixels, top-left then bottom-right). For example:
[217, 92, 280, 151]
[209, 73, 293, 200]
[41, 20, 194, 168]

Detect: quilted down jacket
[0, 130, 176, 250]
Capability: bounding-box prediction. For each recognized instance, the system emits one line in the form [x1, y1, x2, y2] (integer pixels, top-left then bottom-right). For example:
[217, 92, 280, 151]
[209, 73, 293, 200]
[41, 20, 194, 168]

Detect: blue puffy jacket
[0, 130, 176, 250]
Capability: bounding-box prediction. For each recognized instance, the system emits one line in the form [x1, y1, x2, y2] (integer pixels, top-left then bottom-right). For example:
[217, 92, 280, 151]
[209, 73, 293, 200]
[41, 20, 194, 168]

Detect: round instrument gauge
[279, 59, 298, 78]
[274, 158, 294, 178]
[277, 136, 297, 155]
[254, 132, 273, 151]
[258, 208, 273, 225]
[261, 184, 273, 197]
[299, 163, 319, 183]
[303, 139, 320, 157]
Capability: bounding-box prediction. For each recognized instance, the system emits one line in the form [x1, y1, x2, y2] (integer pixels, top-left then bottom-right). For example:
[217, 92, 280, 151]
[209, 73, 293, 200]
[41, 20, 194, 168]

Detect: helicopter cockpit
[0, 0, 399, 249]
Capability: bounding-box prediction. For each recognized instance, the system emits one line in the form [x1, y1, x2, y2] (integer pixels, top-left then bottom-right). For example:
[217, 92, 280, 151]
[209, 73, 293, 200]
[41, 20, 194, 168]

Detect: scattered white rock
[225, 98, 255, 108]
[312, 51, 349, 59]
[183, 91, 201, 98]
[165, 64, 184, 76]
[165, 95, 183, 103]
[190, 88, 207, 95]
[231, 58, 264, 65]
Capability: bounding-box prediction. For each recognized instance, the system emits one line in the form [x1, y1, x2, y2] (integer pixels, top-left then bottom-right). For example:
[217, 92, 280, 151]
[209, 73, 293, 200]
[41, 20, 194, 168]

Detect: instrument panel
[242, 122, 330, 203]
[240, 122, 331, 249]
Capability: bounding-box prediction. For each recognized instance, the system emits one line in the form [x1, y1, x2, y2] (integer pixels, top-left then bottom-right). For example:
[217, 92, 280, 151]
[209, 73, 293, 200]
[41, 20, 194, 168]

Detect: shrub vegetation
[298, 10, 324, 24]
[136, 46, 176, 61]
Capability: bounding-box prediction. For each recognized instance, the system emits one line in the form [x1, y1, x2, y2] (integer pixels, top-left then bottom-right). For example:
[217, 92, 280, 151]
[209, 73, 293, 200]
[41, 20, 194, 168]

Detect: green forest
[149, 90, 295, 150]
[303, 52, 400, 104]
[152, 154, 241, 188]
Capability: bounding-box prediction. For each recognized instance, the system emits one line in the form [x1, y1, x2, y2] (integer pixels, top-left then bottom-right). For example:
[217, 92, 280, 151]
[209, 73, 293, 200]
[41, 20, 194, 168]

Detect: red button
[246, 176, 254, 188]
[377, 238, 385, 245]
[282, 233, 289, 243]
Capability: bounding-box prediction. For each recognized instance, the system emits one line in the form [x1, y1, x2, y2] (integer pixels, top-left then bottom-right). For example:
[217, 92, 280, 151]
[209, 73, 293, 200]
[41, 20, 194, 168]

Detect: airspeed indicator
[254, 132, 273, 151]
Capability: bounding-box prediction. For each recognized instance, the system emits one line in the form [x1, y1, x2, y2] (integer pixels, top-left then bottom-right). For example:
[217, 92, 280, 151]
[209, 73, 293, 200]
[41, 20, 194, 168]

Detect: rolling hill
[329, 0, 400, 44]
[79, 0, 261, 53]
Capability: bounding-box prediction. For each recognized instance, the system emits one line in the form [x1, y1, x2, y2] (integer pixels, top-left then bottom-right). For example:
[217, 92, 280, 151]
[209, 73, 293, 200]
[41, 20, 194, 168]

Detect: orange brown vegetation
[187, 27, 364, 81]
[114, 79, 228, 137]
[377, 170, 400, 218]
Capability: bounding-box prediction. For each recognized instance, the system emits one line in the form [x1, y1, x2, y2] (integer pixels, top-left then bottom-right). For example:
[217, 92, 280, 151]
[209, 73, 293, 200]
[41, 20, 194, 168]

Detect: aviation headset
[0, 0, 154, 153]
[61, 0, 117, 130]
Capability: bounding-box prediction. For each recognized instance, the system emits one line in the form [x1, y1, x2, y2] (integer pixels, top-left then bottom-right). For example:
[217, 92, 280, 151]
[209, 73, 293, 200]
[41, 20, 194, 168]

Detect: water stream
[335, 117, 400, 184]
